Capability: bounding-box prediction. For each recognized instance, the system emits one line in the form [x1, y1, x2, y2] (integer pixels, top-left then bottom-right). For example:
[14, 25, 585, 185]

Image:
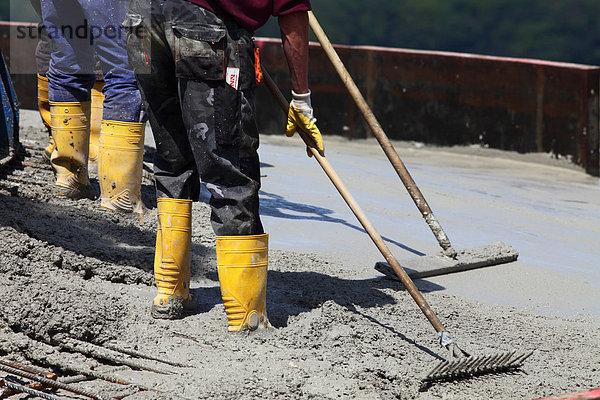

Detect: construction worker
[39, 0, 146, 213]
[124, 0, 324, 327]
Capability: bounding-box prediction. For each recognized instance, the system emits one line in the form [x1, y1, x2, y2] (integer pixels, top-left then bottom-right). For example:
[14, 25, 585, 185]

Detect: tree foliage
[257, 0, 600, 65]
[2, 1, 37, 23]
[2, 1, 600, 65]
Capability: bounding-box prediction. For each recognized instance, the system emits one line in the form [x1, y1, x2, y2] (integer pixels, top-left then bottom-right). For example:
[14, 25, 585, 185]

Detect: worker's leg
[125, 2, 200, 201]
[179, 80, 263, 237]
[41, 0, 96, 102]
[88, 81, 105, 162]
[36, 74, 53, 161]
[179, 78, 269, 331]
[170, 0, 269, 331]
[31, 0, 55, 160]
[80, 0, 143, 123]
[77, 0, 146, 212]
[126, 0, 199, 319]
[40, 0, 96, 199]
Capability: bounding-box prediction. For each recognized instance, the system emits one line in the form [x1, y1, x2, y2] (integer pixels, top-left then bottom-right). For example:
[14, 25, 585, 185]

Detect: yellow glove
[285, 90, 324, 157]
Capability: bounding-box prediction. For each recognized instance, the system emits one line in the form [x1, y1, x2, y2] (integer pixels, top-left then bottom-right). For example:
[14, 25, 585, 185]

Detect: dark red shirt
[185, 0, 311, 33]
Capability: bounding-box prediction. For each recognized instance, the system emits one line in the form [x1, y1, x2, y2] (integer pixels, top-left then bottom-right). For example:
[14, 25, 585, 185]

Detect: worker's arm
[278, 11, 309, 94]
[278, 11, 324, 157]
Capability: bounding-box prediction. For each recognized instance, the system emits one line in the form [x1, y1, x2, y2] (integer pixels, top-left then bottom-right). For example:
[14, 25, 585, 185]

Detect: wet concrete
[256, 134, 600, 318]
[0, 110, 597, 400]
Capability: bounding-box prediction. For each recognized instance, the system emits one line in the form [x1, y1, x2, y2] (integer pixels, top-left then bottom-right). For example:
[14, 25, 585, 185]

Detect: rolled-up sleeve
[272, 0, 311, 16]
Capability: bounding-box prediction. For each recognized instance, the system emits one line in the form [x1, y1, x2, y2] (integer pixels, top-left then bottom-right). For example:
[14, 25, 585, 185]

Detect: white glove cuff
[291, 90, 314, 121]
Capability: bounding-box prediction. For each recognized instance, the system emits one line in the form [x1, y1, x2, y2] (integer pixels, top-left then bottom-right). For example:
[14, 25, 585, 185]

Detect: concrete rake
[307, 11, 519, 279]
[262, 68, 531, 382]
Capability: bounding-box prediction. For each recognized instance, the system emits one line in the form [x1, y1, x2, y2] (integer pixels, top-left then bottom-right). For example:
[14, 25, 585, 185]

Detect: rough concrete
[0, 111, 598, 399]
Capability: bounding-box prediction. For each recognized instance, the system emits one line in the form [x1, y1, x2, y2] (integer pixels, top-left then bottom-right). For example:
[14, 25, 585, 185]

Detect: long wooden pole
[262, 68, 446, 334]
[307, 11, 456, 256]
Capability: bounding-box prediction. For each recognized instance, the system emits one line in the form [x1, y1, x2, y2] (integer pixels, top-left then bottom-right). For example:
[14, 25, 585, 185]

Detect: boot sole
[53, 184, 98, 200]
[151, 296, 197, 320]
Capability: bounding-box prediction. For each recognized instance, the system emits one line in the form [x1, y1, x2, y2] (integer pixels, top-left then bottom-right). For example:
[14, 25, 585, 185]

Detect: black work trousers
[125, 0, 263, 236]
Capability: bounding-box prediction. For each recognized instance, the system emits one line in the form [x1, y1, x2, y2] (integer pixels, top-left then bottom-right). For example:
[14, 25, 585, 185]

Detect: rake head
[422, 350, 533, 383]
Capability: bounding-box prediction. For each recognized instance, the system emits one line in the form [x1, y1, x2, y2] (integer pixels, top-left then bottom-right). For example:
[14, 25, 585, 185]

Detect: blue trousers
[40, 0, 142, 122]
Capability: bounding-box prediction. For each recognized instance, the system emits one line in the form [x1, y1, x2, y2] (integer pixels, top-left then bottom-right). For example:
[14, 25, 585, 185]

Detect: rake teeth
[422, 351, 533, 382]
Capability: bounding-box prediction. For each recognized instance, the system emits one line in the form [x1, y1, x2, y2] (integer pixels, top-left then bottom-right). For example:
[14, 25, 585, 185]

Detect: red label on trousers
[226, 67, 240, 90]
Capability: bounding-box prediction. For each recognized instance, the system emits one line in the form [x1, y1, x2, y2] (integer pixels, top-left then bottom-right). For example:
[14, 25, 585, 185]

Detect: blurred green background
[4, 0, 600, 65]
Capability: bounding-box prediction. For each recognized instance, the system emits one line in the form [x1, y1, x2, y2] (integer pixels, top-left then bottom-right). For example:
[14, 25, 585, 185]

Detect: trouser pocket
[173, 23, 226, 80]
[123, 12, 150, 74]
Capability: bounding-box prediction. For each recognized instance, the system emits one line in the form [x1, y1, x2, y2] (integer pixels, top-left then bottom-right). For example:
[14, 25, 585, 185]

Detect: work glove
[285, 90, 325, 157]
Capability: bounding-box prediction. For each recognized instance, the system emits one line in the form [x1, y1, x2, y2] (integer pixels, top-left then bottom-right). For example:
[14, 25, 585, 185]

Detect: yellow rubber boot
[37, 74, 55, 162]
[88, 81, 105, 162]
[49, 101, 96, 199]
[152, 198, 197, 319]
[216, 234, 270, 332]
[98, 120, 145, 213]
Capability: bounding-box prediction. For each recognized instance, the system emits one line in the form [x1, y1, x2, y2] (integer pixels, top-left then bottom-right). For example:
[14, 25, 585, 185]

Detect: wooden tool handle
[262, 68, 447, 334]
[307, 11, 454, 253]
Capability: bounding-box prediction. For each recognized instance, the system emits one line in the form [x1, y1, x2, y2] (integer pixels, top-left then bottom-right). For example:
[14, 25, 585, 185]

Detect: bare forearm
[278, 11, 309, 94]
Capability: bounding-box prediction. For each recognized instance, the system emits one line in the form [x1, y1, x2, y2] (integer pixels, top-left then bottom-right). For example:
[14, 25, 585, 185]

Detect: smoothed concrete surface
[256, 134, 600, 319]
